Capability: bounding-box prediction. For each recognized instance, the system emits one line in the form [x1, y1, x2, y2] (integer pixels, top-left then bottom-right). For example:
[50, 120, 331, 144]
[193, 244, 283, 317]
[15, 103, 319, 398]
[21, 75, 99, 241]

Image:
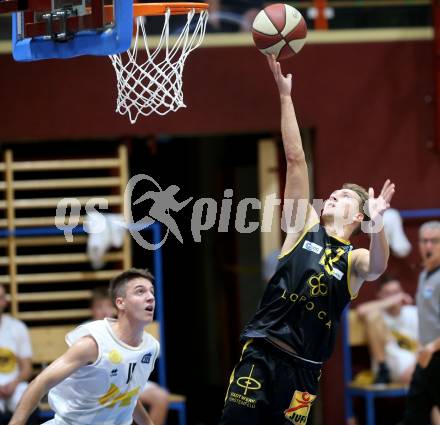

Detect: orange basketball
[252, 3, 307, 61]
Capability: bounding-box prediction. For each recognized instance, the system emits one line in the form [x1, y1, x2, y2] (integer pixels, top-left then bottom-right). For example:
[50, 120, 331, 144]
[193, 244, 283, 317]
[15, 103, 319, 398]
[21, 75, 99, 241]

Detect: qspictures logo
[55, 174, 385, 250]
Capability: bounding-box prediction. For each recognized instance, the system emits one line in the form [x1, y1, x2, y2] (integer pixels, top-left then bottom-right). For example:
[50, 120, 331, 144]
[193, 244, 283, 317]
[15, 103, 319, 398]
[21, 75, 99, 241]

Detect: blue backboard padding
[12, 0, 132, 61]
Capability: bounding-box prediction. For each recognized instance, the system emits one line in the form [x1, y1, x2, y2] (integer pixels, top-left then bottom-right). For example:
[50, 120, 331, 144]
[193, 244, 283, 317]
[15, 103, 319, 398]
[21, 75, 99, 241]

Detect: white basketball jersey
[48, 318, 159, 425]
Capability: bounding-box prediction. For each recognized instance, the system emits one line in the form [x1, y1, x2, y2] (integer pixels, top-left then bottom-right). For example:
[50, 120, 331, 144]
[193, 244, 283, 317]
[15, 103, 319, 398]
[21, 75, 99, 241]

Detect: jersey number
[126, 362, 137, 384]
[319, 247, 345, 275]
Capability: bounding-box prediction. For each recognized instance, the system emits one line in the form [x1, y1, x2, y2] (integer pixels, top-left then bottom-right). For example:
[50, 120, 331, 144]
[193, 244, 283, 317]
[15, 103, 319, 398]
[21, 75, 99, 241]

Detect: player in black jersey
[219, 56, 396, 425]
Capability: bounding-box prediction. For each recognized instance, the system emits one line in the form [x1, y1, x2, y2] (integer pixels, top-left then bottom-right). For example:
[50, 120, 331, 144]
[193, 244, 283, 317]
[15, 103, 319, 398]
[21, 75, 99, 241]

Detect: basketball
[252, 3, 307, 60]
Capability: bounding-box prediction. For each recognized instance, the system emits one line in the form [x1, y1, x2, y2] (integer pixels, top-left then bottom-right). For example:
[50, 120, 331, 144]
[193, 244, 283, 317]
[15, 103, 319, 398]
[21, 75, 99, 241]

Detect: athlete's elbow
[368, 257, 389, 280]
[285, 148, 305, 165]
[366, 267, 387, 282]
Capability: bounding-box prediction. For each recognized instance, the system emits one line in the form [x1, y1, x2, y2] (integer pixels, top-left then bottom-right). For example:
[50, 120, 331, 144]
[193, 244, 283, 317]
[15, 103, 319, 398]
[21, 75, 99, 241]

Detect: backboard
[1, 0, 133, 60]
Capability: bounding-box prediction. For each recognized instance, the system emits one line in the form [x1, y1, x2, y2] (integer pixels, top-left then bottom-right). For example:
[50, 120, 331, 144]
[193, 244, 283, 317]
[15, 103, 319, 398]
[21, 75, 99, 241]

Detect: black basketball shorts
[219, 338, 322, 425]
[402, 352, 440, 425]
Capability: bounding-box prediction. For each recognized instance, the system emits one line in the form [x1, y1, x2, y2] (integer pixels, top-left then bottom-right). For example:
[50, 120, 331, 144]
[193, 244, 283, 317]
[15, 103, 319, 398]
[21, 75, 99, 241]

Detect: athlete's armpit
[350, 248, 383, 296]
[36, 335, 99, 391]
[279, 209, 320, 259]
[351, 248, 370, 275]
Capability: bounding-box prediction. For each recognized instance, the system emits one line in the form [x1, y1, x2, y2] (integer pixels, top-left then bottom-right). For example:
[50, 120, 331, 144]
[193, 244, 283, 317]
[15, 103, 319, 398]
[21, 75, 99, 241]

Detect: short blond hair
[343, 183, 369, 220]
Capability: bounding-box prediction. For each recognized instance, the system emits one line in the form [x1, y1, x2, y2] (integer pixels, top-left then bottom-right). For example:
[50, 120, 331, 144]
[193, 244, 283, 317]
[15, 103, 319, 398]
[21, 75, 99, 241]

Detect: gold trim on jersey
[278, 221, 320, 260]
[104, 318, 146, 351]
[328, 234, 351, 245]
[346, 250, 358, 300]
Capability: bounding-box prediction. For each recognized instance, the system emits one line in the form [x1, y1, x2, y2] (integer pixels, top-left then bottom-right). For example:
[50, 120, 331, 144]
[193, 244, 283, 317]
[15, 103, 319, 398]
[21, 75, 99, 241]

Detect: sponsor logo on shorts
[228, 392, 258, 409]
[302, 241, 323, 255]
[228, 364, 262, 409]
[284, 391, 316, 424]
[236, 364, 261, 396]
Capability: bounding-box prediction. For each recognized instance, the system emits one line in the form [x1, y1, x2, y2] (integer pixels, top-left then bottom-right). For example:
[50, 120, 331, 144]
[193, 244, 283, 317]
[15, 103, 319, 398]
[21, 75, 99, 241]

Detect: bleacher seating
[343, 309, 408, 425]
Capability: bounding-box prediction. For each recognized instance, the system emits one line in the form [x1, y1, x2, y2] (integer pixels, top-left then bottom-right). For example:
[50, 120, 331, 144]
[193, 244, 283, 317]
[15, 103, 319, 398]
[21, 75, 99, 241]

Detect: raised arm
[8, 336, 98, 425]
[266, 55, 318, 256]
[351, 180, 396, 294]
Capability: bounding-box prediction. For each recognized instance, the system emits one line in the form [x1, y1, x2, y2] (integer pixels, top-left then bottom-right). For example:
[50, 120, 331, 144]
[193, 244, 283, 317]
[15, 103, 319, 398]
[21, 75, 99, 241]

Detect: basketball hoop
[106, 2, 209, 124]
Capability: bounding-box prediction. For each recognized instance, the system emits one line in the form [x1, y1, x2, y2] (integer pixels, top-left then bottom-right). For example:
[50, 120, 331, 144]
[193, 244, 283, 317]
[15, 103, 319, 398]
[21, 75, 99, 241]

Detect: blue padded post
[12, 0, 132, 61]
[150, 223, 188, 425]
[152, 222, 167, 388]
[177, 402, 187, 425]
[365, 393, 375, 425]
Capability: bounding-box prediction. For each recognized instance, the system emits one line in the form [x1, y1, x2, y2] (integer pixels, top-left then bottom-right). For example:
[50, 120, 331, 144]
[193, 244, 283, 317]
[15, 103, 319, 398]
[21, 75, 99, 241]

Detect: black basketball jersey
[241, 222, 356, 363]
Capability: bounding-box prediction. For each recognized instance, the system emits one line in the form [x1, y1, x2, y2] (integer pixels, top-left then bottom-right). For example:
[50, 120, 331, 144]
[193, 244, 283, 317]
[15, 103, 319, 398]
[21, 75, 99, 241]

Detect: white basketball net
[109, 8, 208, 124]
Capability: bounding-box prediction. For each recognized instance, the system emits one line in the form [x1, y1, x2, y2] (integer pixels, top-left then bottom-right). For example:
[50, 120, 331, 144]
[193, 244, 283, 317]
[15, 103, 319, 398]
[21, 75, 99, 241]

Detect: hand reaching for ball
[267, 54, 292, 97]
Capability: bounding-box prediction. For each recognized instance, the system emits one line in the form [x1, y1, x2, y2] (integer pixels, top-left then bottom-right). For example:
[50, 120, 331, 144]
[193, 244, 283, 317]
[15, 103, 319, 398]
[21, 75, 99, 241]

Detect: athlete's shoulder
[1, 313, 28, 331]
[79, 319, 105, 331]
[61, 333, 100, 368]
[70, 333, 99, 352]
[66, 319, 105, 347]
[142, 330, 160, 352]
[279, 218, 322, 260]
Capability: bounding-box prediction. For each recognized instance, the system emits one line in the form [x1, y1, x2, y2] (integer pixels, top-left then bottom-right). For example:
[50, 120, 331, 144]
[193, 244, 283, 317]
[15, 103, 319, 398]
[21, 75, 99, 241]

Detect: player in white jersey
[8, 268, 159, 425]
[357, 276, 418, 384]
